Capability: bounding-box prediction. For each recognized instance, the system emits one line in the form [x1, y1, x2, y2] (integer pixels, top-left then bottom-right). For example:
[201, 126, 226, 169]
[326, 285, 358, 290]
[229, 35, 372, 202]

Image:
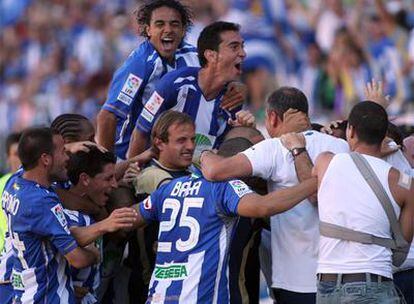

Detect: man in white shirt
[313, 101, 413, 303]
[200, 87, 349, 303]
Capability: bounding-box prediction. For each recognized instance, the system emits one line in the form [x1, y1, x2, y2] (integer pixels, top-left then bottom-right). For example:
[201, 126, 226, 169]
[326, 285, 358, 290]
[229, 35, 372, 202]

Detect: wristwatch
[291, 147, 306, 158]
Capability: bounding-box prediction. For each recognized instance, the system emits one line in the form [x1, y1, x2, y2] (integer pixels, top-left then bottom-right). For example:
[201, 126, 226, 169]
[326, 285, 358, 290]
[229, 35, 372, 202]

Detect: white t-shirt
[242, 130, 349, 292]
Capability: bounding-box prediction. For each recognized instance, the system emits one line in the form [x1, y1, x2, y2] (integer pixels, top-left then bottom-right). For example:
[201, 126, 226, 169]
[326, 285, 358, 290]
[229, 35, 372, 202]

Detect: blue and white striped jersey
[136, 67, 240, 150]
[0, 169, 24, 285]
[102, 40, 199, 159]
[64, 210, 101, 304]
[139, 171, 253, 303]
[4, 176, 78, 303]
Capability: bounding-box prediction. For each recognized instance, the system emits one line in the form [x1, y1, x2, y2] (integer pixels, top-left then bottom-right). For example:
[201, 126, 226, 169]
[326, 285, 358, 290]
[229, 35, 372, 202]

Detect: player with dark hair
[2, 127, 99, 303]
[64, 147, 138, 304]
[51, 113, 95, 143]
[96, 0, 199, 160]
[128, 21, 253, 157]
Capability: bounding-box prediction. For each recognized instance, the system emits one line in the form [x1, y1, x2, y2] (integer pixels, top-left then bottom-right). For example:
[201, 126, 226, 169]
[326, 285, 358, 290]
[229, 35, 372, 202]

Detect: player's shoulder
[119, 40, 156, 72]
[176, 42, 197, 54]
[135, 165, 173, 194]
[162, 66, 199, 85]
[306, 130, 349, 150]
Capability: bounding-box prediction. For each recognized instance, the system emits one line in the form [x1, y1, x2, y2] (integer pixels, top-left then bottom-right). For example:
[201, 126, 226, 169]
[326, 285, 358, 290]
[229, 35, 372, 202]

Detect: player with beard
[2, 128, 98, 303]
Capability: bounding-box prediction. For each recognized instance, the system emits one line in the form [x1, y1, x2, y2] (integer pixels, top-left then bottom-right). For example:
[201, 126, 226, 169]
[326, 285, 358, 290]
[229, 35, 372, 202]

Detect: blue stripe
[183, 88, 200, 122]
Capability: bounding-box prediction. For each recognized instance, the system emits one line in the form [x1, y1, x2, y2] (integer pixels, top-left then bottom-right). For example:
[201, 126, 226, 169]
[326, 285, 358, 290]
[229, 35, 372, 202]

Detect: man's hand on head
[65, 141, 108, 154]
[280, 109, 311, 134]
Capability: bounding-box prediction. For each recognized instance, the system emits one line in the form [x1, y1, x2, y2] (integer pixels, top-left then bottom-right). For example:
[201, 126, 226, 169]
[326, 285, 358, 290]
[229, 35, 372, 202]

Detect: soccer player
[96, 0, 199, 160]
[3, 128, 99, 303]
[129, 143, 317, 302]
[64, 147, 138, 304]
[127, 21, 252, 158]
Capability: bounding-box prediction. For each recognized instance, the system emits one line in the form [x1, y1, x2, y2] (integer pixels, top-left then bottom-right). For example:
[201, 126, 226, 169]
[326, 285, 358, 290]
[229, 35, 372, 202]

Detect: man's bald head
[223, 126, 264, 145]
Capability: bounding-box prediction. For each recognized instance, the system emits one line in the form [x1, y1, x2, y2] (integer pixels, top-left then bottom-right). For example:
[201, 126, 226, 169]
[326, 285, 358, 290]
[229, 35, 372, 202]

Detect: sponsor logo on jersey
[51, 204, 70, 234]
[229, 180, 252, 198]
[12, 272, 24, 291]
[121, 73, 142, 97]
[143, 197, 152, 210]
[141, 108, 154, 123]
[117, 92, 133, 106]
[144, 92, 164, 115]
[154, 263, 188, 280]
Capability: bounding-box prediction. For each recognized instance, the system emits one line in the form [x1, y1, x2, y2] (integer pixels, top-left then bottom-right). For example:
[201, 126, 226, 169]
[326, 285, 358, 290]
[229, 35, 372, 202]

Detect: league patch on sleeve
[144, 92, 164, 115]
[51, 204, 70, 234]
[143, 197, 152, 210]
[121, 73, 142, 97]
[141, 108, 154, 123]
[117, 92, 133, 106]
[229, 180, 252, 198]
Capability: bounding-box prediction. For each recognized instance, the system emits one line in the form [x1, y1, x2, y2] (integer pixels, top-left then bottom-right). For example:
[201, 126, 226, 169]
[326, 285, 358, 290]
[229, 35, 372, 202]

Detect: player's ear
[204, 49, 218, 64]
[154, 137, 164, 152]
[145, 25, 151, 38]
[78, 172, 90, 187]
[40, 153, 51, 167]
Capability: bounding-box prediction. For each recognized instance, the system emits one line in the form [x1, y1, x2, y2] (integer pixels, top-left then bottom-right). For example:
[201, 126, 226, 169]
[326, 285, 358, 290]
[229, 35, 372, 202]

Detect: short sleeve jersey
[135, 67, 241, 150]
[4, 176, 78, 303]
[138, 172, 252, 303]
[102, 41, 199, 159]
[64, 209, 101, 303]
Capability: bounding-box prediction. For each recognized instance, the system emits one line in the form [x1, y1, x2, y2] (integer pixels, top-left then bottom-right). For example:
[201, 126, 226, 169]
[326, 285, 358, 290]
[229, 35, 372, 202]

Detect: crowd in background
[1, 0, 414, 168]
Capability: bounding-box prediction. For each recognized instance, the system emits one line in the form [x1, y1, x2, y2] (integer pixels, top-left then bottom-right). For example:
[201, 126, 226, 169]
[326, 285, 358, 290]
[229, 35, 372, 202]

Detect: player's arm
[201, 151, 252, 181]
[96, 109, 117, 151]
[65, 246, 100, 269]
[127, 128, 148, 159]
[69, 207, 139, 247]
[56, 188, 107, 220]
[127, 79, 175, 158]
[237, 178, 317, 218]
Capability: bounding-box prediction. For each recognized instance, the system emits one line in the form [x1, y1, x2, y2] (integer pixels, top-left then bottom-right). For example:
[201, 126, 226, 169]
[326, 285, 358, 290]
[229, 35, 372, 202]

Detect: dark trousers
[272, 288, 316, 304]
[394, 268, 414, 304]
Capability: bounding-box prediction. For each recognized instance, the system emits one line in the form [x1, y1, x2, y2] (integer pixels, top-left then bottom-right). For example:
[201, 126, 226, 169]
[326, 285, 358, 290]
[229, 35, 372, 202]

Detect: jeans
[317, 275, 405, 304]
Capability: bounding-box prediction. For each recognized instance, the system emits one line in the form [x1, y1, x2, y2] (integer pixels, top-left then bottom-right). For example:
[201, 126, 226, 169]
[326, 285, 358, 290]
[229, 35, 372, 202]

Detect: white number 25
[158, 197, 204, 253]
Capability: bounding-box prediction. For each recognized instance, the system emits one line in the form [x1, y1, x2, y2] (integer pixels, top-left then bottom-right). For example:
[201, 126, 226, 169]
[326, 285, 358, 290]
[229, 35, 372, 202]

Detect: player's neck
[22, 167, 51, 188]
[353, 143, 382, 158]
[198, 68, 226, 100]
[69, 185, 86, 198]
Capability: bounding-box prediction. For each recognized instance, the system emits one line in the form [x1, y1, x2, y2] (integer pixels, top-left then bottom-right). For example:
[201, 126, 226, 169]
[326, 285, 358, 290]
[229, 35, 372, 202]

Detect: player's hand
[228, 110, 256, 128]
[221, 82, 247, 111]
[320, 120, 344, 135]
[364, 79, 391, 109]
[65, 141, 108, 154]
[281, 132, 306, 150]
[380, 137, 400, 157]
[129, 148, 154, 166]
[122, 162, 140, 184]
[280, 109, 311, 134]
[103, 207, 139, 233]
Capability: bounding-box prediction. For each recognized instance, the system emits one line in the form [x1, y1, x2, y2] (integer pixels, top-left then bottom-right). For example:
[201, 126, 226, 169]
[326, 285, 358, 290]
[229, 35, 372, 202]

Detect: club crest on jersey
[143, 197, 152, 210]
[229, 180, 252, 198]
[51, 204, 70, 234]
[145, 92, 164, 115]
[121, 73, 142, 98]
[12, 183, 20, 191]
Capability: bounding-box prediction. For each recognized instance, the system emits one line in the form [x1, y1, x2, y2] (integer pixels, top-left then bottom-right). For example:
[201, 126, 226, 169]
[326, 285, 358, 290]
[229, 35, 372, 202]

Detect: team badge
[51, 204, 70, 234]
[229, 180, 252, 198]
[121, 73, 142, 97]
[144, 92, 164, 114]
